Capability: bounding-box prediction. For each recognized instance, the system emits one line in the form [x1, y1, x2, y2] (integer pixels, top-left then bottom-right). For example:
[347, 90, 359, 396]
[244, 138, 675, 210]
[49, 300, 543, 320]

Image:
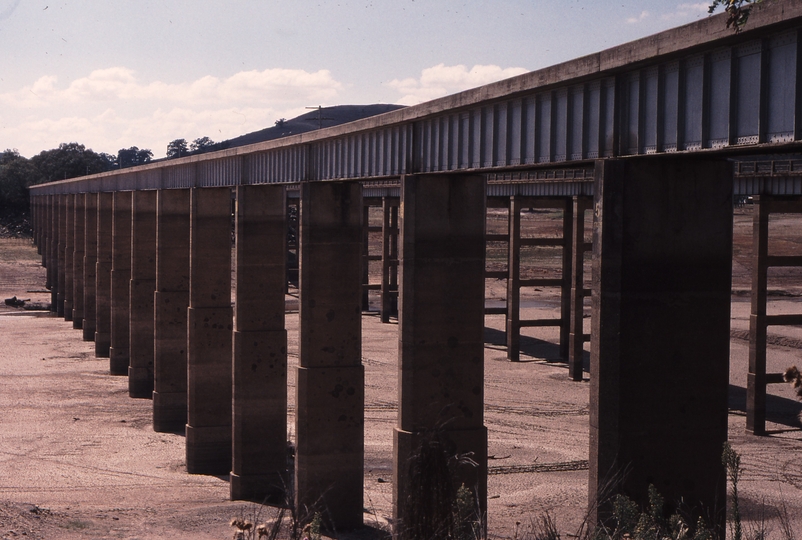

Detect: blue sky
[0, 1, 714, 158]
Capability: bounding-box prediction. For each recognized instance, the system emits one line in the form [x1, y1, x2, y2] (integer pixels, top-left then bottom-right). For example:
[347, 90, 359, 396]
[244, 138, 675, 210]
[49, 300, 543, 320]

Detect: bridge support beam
[64, 194, 75, 322]
[568, 196, 593, 381]
[72, 193, 86, 329]
[41, 195, 53, 290]
[231, 184, 288, 502]
[110, 191, 132, 375]
[129, 190, 157, 398]
[57, 194, 67, 316]
[186, 187, 233, 474]
[153, 188, 191, 433]
[393, 174, 488, 536]
[46, 195, 55, 295]
[589, 158, 732, 531]
[83, 193, 98, 341]
[95, 192, 114, 357]
[381, 197, 399, 323]
[295, 181, 364, 530]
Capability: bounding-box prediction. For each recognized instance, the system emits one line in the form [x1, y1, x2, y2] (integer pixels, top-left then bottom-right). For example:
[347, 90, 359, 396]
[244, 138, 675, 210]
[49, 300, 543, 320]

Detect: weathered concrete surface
[109, 191, 132, 375]
[94, 192, 114, 357]
[393, 174, 488, 533]
[82, 192, 98, 341]
[296, 181, 364, 530]
[590, 158, 733, 529]
[72, 193, 85, 329]
[186, 187, 233, 475]
[129, 190, 157, 398]
[64, 194, 75, 322]
[231, 184, 288, 502]
[153, 188, 191, 433]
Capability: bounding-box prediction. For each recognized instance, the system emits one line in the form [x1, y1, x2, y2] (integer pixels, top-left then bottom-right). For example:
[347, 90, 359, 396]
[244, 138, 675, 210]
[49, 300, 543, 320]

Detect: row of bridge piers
[29, 156, 765, 532]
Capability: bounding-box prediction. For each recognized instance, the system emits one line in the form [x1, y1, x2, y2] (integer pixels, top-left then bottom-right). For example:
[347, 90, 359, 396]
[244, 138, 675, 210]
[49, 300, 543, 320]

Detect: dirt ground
[1, 205, 802, 539]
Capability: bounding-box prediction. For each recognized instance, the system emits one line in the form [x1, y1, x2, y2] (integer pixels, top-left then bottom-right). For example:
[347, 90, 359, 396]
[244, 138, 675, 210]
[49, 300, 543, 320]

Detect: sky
[0, 1, 716, 159]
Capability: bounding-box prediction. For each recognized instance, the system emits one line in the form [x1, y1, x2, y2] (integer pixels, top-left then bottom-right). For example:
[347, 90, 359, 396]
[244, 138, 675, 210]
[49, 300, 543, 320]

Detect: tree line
[0, 142, 154, 219]
[1, 135, 222, 220]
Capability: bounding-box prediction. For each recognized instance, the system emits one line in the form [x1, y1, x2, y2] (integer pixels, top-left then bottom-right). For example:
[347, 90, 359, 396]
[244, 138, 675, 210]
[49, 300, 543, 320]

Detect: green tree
[29, 142, 114, 183]
[166, 138, 189, 159]
[0, 149, 38, 216]
[708, 0, 764, 30]
[117, 146, 153, 169]
[190, 136, 215, 153]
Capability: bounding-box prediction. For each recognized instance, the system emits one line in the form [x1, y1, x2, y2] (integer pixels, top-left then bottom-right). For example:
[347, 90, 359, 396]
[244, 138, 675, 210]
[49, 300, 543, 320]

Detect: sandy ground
[1, 205, 802, 539]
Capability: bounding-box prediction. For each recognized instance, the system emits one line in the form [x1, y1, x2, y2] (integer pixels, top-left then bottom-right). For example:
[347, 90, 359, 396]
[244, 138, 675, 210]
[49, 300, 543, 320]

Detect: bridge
[26, 0, 802, 533]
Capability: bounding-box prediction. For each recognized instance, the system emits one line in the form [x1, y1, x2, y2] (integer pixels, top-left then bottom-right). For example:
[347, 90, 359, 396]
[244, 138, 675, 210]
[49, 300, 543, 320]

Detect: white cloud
[626, 10, 650, 24]
[386, 63, 529, 106]
[0, 67, 345, 157]
[1, 63, 530, 158]
[661, 2, 709, 21]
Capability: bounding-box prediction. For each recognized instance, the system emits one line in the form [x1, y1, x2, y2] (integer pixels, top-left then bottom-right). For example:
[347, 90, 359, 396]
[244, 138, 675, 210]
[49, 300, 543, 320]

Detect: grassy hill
[196, 104, 405, 154]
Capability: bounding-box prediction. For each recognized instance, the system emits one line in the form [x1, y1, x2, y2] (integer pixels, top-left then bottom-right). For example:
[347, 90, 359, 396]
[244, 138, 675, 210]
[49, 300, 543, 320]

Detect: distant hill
[195, 104, 405, 154]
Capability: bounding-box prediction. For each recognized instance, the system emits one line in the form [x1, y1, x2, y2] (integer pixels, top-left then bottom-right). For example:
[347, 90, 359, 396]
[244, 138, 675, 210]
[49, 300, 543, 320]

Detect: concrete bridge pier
[45, 195, 54, 291]
[82, 193, 98, 341]
[393, 174, 488, 535]
[34, 197, 41, 253]
[64, 194, 75, 322]
[153, 188, 191, 433]
[568, 196, 592, 381]
[295, 181, 364, 530]
[72, 193, 86, 329]
[129, 190, 157, 398]
[381, 196, 400, 323]
[186, 186, 233, 474]
[230, 184, 288, 502]
[95, 192, 114, 357]
[589, 157, 732, 531]
[57, 194, 67, 316]
[42, 196, 50, 278]
[110, 191, 133, 375]
[745, 195, 802, 435]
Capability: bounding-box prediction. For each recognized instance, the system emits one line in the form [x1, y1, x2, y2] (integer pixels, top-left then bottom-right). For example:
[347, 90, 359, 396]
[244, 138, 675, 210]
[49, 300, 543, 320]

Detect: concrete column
[747, 195, 770, 435]
[568, 197, 592, 381]
[42, 197, 49, 272]
[380, 197, 399, 323]
[57, 194, 67, 316]
[83, 193, 98, 341]
[506, 197, 522, 361]
[129, 190, 157, 398]
[49, 195, 59, 312]
[186, 186, 232, 474]
[296, 181, 364, 530]
[231, 184, 288, 502]
[72, 194, 86, 329]
[393, 174, 488, 535]
[95, 192, 114, 357]
[589, 158, 732, 530]
[110, 191, 133, 375]
[64, 194, 75, 322]
[559, 199, 573, 360]
[34, 197, 42, 254]
[44, 195, 53, 289]
[153, 189, 191, 433]
[362, 202, 371, 311]
[37, 197, 43, 251]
